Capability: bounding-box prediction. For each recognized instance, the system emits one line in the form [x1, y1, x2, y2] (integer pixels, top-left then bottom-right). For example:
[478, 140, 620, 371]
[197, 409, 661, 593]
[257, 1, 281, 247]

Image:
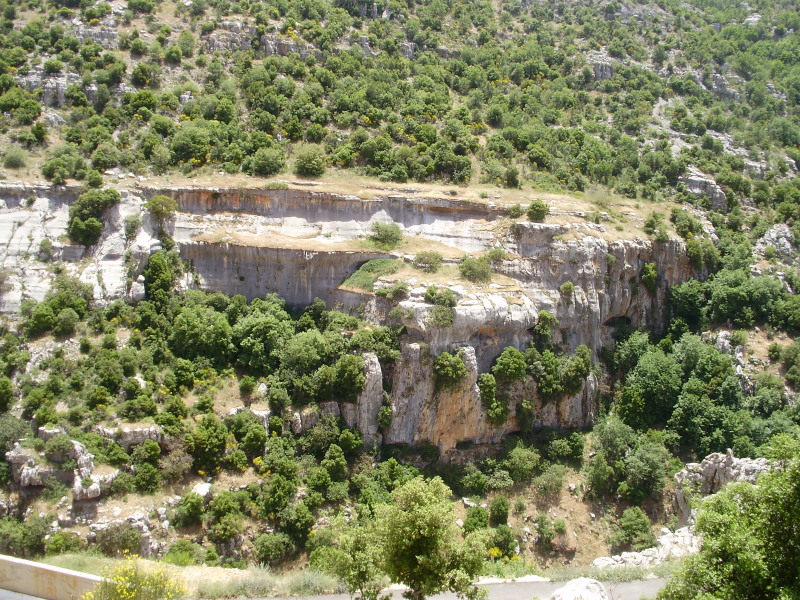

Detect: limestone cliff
[0, 181, 697, 454]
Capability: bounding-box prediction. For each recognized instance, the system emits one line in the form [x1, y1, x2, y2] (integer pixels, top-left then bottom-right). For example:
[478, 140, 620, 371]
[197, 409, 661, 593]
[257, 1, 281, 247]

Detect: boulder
[550, 578, 609, 600]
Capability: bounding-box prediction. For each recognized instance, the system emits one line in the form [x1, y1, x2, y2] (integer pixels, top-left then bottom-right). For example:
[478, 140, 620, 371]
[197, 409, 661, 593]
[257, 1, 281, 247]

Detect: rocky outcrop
[585, 51, 617, 80]
[591, 526, 699, 568]
[259, 34, 321, 59]
[94, 424, 166, 450]
[674, 449, 772, 522]
[5, 444, 55, 488]
[340, 353, 384, 445]
[680, 167, 729, 212]
[549, 578, 609, 600]
[386, 343, 514, 452]
[17, 67, 82, 107]
[505, 223, 689, 352]
[754, 224, 796, 262]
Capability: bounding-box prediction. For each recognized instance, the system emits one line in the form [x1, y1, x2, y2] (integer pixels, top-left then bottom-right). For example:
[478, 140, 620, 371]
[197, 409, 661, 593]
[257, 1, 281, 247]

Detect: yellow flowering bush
[82, 555, 186, 600]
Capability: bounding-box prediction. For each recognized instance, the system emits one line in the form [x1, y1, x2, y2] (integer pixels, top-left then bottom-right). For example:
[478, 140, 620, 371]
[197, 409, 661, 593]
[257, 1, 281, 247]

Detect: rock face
[680, 167, 729, 211]
[549, 578, 610, 600]
[94, 425, 166, 451]
[754, 224, 796, 262]
[340, 353, 384, 445]
[674, 449, 772, 523]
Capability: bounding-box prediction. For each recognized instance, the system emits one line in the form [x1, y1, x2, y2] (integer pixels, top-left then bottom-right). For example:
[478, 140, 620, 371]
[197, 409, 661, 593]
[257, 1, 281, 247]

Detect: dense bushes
[67, 188, 121, 246]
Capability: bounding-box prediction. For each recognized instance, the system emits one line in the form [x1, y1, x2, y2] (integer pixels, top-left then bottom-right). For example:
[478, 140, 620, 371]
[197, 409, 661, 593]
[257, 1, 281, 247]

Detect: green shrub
[527, 200, 549, 222]
[559, 281, 575, 299]
[163, 539, 205, 566]
[463, 506, 489, 534]
[133, 462, 161, 493]
[253, 532, 295, 566]
[3, 147, 25, 169]
[428, 305, 454, 327]
[608, 507, 656, 552]
[491, 347, 527, 382]
[44, 434, 74, 463]
[45, 531, 82, 555]
[294, 146, 327, 177]
[369, 223, 403, 249]
[173, 492, 205, 527]
[144, 195, 178, 222]
[53, 308, 79, 337]
[533, 463, 566, 498]
[414, 251, 443, 272]
[248, 147, 286, 177]
[424, 285, 457, 307]
[641, 263, 658, 294]
[507, 204, 524, 218]
[489, 495, 509, 526]
[342, 259, 401, 290]
[94, 522, 142, 557]
[459, 257, 492, 283]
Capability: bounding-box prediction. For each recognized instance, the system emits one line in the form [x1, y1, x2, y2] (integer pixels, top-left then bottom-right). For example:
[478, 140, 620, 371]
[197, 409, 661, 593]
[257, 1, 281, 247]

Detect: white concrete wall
[0, 554, 103, 600]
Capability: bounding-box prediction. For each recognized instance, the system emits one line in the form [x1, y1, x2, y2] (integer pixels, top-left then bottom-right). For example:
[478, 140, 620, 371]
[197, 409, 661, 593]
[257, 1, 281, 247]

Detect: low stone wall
[0, 554, 103, 600]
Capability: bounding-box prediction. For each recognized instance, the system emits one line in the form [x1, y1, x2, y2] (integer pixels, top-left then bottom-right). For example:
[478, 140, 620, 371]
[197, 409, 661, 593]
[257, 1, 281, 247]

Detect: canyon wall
[0, 182, 696, 453]
[179, 241, 389, 309]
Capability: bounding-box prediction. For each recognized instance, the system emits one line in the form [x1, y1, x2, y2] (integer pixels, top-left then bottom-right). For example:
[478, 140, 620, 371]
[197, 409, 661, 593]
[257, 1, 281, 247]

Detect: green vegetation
[342, 259, 401, 290]
[659, 440, 800, 600]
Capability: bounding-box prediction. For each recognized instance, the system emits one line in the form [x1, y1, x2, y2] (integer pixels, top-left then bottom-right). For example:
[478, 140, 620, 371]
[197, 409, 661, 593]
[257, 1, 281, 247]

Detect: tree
[369, 223, 403, 249]
[170, 305, 232, 365]
[144, 194, 178, 223]
[248, 147, 286, 176]
[608, 507, 656, 552]
[378, 477, 486, 600]
[312, 515, 385, 600]
[491, 347, 526, 382]
[433, 351, 468, 391]
[0, 377, 13, 413]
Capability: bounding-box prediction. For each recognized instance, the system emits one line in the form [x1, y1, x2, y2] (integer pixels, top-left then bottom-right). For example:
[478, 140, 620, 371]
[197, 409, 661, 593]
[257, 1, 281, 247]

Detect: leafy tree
[248, 147, 286, 177]
[489, 495, 509, 526]
[609, 507, 656, 553]
[186, 414, 228, 474]
[463, 506, 489, 534]
[144, 194, 178, 223]
[254, 532, 294, 566]
[170, 305, 232, 365]
[311, 516, 384, 600]
[433, 351, 468, 391]
[378, 477, 485, 600]
[491, 347, 527, 382]
[369, 223, 403, 249]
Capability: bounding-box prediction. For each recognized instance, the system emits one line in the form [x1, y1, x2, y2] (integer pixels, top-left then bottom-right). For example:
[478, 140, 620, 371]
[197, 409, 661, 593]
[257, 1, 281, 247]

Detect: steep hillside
[0, 0, 799, 597]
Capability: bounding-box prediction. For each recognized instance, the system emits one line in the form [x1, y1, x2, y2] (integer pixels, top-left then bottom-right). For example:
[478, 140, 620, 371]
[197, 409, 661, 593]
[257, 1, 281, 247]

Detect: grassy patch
[196, 567, 343, 599]
[481, 558, 542, 578]
[342, 259, 401, 291]
[40, 552, 119, 575]
[546, 559, 683, 582]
